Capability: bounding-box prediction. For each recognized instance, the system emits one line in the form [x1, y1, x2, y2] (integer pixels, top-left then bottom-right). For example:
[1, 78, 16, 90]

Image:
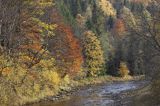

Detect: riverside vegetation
[0, 0, 160, 105]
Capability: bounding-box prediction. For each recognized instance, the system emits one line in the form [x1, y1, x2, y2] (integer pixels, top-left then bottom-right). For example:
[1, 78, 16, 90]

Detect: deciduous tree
[82, 31, 105, 77]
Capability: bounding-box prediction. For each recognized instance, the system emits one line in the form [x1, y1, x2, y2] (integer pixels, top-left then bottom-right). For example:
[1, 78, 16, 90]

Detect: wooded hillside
[0, 0, 160, 105]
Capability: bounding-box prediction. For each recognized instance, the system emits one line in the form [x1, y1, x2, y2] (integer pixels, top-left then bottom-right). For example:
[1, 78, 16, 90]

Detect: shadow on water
[29, 81, 150, 106]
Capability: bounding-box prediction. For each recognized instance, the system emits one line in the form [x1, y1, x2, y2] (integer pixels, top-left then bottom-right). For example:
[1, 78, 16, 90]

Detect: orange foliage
[49, 24, 83, 76]
[16, 4, 45, 67]
[19, 19, 43, 67]
[113, 19, 126, 38]
[2, 67, 12, 76]
[19, 43, 42, 51]
[48, 8, 83, 76]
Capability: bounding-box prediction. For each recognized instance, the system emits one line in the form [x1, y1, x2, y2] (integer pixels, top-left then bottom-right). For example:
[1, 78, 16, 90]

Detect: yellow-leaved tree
[97, 0, 116, 16]
[82, 31, 105, 77]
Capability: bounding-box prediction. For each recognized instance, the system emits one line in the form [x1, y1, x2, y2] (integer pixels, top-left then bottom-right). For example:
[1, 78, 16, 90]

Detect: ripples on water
[30, 81, 148, 106]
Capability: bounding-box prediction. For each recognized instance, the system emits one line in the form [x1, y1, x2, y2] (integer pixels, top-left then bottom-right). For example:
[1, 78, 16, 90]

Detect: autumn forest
[0, 0, 160, 106]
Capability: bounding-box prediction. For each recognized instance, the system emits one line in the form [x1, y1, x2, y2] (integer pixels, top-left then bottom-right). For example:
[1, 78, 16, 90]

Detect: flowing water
[29, 81, 148, 106]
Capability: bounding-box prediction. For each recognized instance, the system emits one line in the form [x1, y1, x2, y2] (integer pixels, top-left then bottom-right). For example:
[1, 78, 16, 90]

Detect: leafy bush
[119, 62, 130, 77]
[42, 71, 60, 85]
[0, 54, 62, 105]
[0, 79, 19, 106]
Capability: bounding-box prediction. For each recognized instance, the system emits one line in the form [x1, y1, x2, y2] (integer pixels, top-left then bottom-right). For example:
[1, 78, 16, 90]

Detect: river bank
[24, 75, 145, 106]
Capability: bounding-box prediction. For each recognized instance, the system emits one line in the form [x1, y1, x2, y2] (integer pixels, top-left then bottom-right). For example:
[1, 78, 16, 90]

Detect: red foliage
[49, 24, 83, 76]
[18, 6, 83, 75]
[48, 8, 83, 76]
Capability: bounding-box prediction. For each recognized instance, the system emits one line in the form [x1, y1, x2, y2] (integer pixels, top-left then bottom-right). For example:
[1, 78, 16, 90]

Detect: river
[29, 81, 149, 106]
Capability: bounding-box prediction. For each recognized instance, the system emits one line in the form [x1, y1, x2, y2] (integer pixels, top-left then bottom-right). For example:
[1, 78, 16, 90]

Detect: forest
[0, 0, 160, 106]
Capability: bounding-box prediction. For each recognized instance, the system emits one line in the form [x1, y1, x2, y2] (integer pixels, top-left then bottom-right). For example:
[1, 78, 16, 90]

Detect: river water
[29, 81, 149, 106]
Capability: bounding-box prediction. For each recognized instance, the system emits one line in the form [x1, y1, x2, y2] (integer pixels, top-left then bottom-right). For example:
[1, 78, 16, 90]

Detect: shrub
[0, 54, 61, 105]
[0, 78, 19, 106]
[31, 57, 57, 71]
[63, 75, 70, 85]
[119, 62, 130, 77]
[42, 71, 60, 86]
